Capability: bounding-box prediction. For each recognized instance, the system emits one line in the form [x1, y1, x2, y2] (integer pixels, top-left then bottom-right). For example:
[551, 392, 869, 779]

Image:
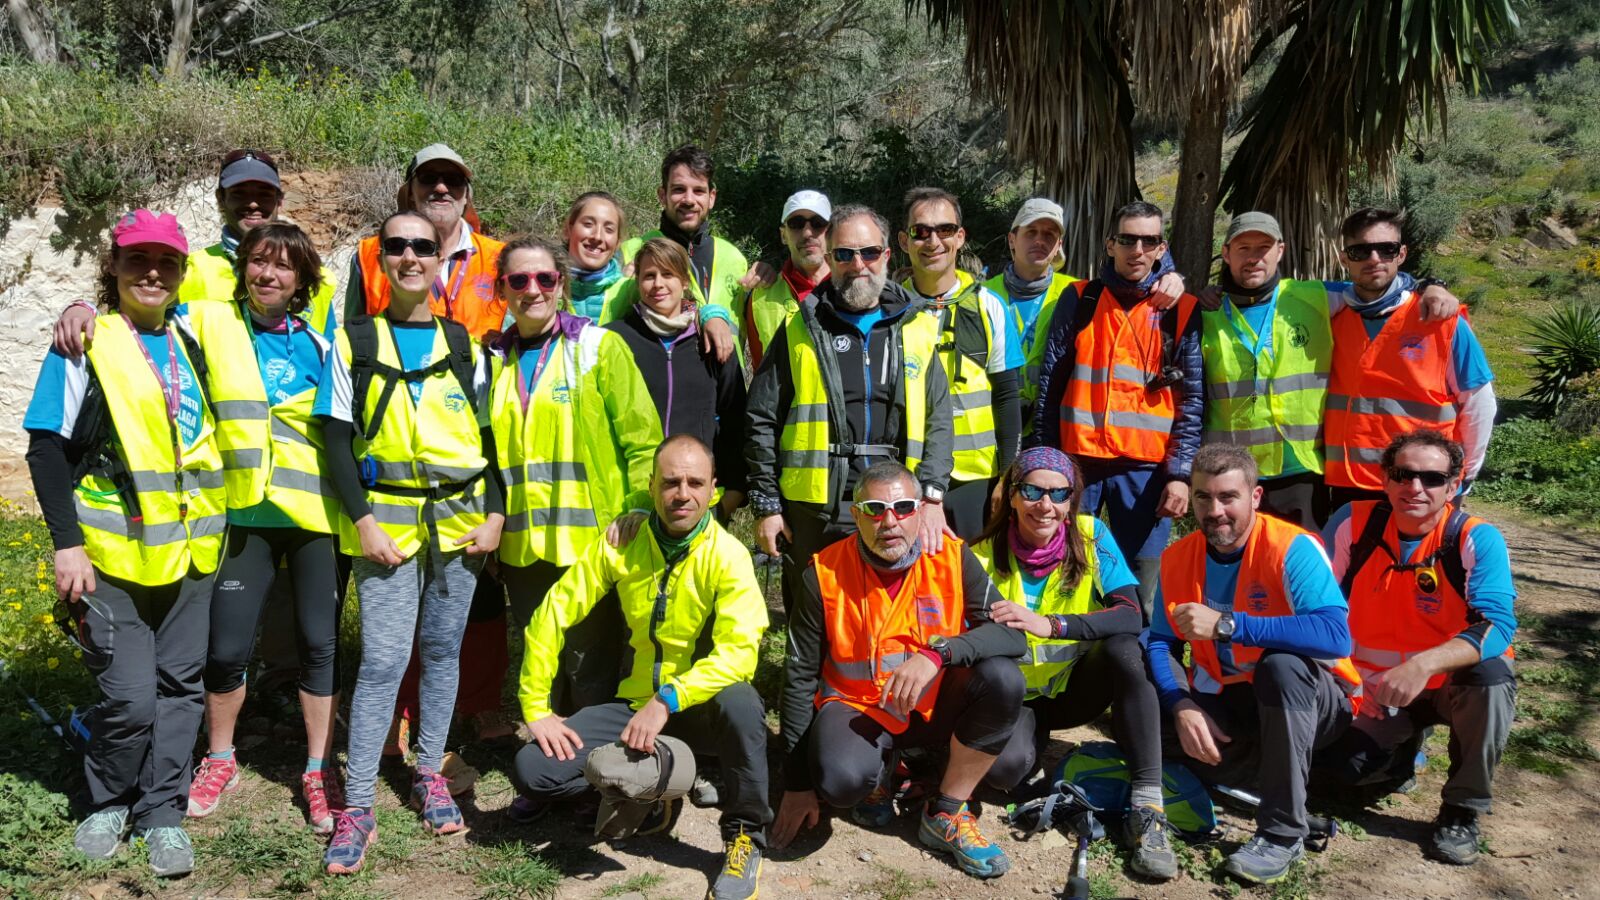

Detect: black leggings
[204, 526, 347, 697]
[1009, 633, 1163, 792]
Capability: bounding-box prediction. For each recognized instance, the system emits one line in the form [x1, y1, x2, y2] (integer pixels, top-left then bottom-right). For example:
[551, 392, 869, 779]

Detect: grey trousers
[1163, 651, 1353, 842]
[74, 565, 215, 828]
[1320, 656, 1515, 813]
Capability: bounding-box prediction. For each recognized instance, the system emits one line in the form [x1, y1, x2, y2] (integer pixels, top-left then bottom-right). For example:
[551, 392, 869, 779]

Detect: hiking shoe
[1429, 805, 1480, 865]
[74, 806, 130, 859]
[507, 795, 548, 825]
[186, 755, 240, 818]
[140, 825, 194, 878]
[850, 784, 895, 828]
[410, 766, 464, 835]
[691, 774, 721, 807]
[324, 808, 378, 875]
[1224, 834, 1305, 884]
[707, 831, 762, 900]
[637, 797, 683, 836]
[1122, 805, 1178, 880]
[918, 804, 1010, 879]
[302, 769, 345, 835]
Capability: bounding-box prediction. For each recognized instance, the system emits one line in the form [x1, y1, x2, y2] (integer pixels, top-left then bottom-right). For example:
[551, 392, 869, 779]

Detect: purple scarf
[1008, 522, 1066, 578]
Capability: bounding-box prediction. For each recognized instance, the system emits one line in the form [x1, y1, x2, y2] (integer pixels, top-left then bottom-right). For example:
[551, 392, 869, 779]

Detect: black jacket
[606, 310, 748, 494]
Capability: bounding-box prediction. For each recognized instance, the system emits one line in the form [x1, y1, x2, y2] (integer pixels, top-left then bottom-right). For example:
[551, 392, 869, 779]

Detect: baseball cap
[112, 209, 189, 256]
[781, 190, 832, 224]
[1012, 197, 1064, 230]
[583, 737, 696, 839]
[405, 143, 473, 182]
[218, 150, 281, 191]
[1224, 211, 1283, 244]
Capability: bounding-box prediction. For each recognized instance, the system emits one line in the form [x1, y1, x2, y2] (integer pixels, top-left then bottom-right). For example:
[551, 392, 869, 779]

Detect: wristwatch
[1216, 612, 1236, 642]
[656, 684, 680, 713]
[928, 636, 954, 667]
[921, 485, 945, 504]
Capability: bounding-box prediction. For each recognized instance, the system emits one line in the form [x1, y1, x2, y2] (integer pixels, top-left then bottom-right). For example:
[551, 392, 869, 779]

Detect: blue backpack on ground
[1053, 740, 1218, 836]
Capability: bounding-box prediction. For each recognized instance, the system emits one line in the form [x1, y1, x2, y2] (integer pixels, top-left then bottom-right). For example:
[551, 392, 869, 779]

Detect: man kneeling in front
[772, 460, 1029, 879]
[514, 434, 771, 900]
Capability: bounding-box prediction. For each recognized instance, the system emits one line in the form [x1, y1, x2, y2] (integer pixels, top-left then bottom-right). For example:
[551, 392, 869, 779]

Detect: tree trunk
[6, 0, 60, 63]
[166, 0, 197, 79]
[1170, 92, 1228, 287]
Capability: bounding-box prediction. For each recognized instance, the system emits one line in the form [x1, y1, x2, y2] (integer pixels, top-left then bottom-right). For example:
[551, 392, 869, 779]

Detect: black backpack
[1339, 501, 1470, 599]
[344, 315, 479, 442]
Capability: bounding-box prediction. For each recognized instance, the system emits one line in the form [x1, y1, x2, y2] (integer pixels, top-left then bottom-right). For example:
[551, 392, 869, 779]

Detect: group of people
[24, 137, 1517, 897]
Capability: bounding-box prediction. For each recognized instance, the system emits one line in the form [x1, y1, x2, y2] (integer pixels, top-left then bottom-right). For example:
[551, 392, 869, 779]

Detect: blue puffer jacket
[1028, 257, 1203, 481]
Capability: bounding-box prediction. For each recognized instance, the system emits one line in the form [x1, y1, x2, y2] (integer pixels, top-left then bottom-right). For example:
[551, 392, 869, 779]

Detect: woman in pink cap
[24, 209, 228, 879]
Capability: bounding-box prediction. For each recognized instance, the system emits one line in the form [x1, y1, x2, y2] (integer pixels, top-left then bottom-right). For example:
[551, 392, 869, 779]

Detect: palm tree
[916, 0, 1518, 282]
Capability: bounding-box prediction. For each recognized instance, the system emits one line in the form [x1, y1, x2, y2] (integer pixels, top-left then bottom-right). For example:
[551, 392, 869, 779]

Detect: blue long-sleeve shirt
[1322, 503, 1517, 660]
[1147, 531, 1351, 710]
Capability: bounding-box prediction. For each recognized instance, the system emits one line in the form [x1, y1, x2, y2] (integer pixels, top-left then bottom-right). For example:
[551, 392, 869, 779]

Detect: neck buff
[635, 298, 698, 338]
[1003, 262, 1054, 300]
[1006, 445, 1078, 577]
[658, 213, 710, 251]
[220, 225, 243, 259]
[1218, 268, 1282, 304]
[571, 257, 623, 302]
[657, 213, 716, 296]
[856, 533, 923, 573]
[781, 258, 821, 299]
[1345, 270, 1417, 319]
[650, 509, 710, 564]
[1098, 257, 1163, 302]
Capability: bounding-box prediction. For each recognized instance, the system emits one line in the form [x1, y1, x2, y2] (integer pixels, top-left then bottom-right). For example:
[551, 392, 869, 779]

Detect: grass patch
[866, 863, 936, 900]
[1474, 418, 1600, 526]
[470, 841, 562, 900]
[602, 871, 666, 896]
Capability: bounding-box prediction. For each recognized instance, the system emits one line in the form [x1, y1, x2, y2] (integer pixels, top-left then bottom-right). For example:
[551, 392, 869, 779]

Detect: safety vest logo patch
[1244, 582, 1272, 614]
[1399, 334, 1429, 361]
[1288, 322, 1310, 349]
[904, 355, 924, 380]
[915, 594, 944, 630]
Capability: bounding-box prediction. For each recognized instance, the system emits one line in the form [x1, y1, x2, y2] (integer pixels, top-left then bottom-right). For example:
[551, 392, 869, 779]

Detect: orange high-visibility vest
[1060, 283, 1195, 463]
[1160, 513, 1363, 712]
[1325, 294, 1461, 490]
[812, 536, 967, 734]
[1342, 501, 1511, 690]
[355, 231, 507, 340]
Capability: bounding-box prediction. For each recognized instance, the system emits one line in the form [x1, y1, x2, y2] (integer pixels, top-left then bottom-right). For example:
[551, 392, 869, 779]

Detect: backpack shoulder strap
[345, 315, 382, 439]
[1438, 507, 1472, 598]
[1340, 501, 1393, 598]
[439, 317, 479, 415]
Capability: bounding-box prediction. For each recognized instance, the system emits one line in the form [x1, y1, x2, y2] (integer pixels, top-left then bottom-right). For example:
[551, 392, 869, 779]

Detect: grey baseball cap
[583, 737, 696, 839]
[1012, 197, 1064, 230]
[219, 154, 281, 191]
[405, 143, 473, 182]
[1224, 211, 1283, 244]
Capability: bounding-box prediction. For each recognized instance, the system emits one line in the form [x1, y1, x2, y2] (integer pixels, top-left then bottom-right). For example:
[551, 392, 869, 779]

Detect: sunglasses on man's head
[381, 236, 440, 258]
[832, 245, 887, 264]
[222, 148, 278, 171]
[1016, 483, 1073, 504]
[1112, 233, 1164, 249]
[503, 271, 561, 292]
[1343, 242, 1403, 262]
[1386, 466, 1452, 489]
[854, 498, 921, 520]
[908, 222, 960, 242]
[786, 215, 828, 232]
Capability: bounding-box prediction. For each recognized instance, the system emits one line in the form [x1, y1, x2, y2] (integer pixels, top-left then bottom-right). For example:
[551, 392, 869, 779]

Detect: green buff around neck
[650, 510, 710, 562]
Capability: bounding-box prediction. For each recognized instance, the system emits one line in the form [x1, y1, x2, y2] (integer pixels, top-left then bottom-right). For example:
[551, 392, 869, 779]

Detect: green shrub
[1475, 418, 1600, 522]
[1523, 300, 1600, 414]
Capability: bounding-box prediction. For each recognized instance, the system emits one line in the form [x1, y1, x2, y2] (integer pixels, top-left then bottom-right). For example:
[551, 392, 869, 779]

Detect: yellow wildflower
[46, 657, 59, 670]
[35, 613, 53, 625]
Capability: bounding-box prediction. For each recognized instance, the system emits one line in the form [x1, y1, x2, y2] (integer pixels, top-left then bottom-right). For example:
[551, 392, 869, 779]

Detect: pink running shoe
[410, 766, 464, 835]
[302, 769, 346, 835]
[187, 755, 240, 818]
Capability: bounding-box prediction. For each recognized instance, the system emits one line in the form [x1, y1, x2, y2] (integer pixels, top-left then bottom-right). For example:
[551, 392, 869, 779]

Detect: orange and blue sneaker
[324, 808, 378, 875]
[410, 766, 464, 835]
[918, 802, 1010, 878]
[850, 784, 896, 828]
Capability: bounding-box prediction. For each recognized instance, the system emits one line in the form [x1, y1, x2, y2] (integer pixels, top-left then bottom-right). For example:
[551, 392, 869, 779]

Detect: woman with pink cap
[24, 209, 228, 879]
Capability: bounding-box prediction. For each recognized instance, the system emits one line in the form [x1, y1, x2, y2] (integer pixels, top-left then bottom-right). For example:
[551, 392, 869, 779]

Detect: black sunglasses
[503, 271, 561, 292]
[381, 236, 440, 258]
[1016, 483, 1073, 503]
[855, 498, 920, 520]
[907, 222, 960, 242]
[832, 245, 887, 263]
[1385, 466, 1452, 489]
[786, 215, 828, 232]
[413, 168, 468, 190]
[1343, 242, 1403, 262]
[1112, 233, 1164, 249]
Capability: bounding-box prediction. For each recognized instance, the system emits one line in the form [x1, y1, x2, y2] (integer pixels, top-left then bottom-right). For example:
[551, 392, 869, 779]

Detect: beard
[835, 268, 886, 312]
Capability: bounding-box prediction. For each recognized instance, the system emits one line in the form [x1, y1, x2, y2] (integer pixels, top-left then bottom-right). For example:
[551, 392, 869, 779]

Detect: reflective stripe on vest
[1159, 513, 1363, 711]
[1325, 295, 1461, 490]
[913, 271, 998, 483]
[490, 326, 608, 567]
[777, 309, 938, 504]
[187, 303, 273, 510]
[1199, 280, 1331, 478]
[974, 516, 1100, 699]
[334, 317, 488, 560]
[356, 232, 506, 340]
[985, 271, 1079, 425]
[1060, 287, 1193, 463]
[1341, 501, 1510, 690]
[813, 536, 967, 733]
[78, 315, 228, 584]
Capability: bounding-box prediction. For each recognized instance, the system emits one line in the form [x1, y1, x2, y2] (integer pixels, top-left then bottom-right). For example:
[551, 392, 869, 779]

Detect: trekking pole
[0, 656, 85, 752]
[1212, 783, 1338, 842]
[1065, 829, 1091, 899]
